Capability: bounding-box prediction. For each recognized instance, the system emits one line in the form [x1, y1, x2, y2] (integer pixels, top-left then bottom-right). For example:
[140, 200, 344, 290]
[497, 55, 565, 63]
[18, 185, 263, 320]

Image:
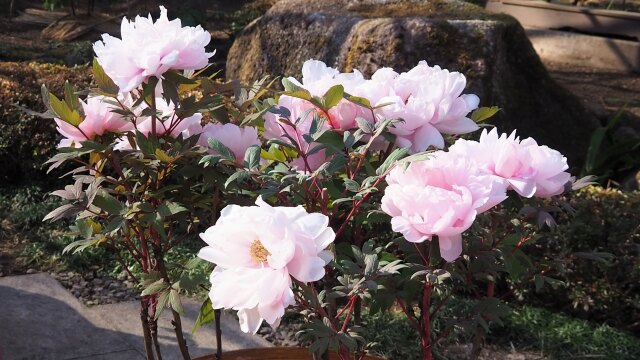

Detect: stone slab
[525, 27, 640, 73]
[0, 273, 272, 360]
[0, 273, 143, 360]
[91, 300, 273, 359]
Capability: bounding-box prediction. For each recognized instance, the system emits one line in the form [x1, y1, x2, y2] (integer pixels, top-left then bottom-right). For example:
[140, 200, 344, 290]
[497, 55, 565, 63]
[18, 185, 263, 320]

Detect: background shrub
[525, 186, 640, 334]
[0, 62, 91, 185]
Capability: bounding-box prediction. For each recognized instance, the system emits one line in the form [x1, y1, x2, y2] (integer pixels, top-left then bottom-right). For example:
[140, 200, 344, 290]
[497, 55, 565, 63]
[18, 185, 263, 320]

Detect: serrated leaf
[141, 279, 167, 296]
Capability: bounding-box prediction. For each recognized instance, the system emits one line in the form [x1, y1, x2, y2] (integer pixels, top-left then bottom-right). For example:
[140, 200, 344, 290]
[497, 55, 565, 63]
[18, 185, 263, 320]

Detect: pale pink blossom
[93, 6, 213, 92]
[381, 153, 507, 262]
[285, 60, 370, 131]
[56, 95, 132, 148]
[448, 129, 570, 197]
[375, 61, 479, 153]
[199, 123, 261, 163]
[198, 197, 335, 333]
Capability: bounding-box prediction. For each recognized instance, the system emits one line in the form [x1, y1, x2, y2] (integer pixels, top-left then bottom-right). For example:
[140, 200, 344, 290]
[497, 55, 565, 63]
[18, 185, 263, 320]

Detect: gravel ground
[49, 270, 139, 306]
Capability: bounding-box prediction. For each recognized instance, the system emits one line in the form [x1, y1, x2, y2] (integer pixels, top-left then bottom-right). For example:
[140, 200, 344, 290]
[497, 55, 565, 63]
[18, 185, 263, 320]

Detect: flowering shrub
[42, 7, 590, 360]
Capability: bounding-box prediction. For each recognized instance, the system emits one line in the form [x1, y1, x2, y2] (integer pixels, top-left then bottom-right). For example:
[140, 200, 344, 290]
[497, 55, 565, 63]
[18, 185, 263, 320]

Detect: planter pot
[194, 347, 384, 360]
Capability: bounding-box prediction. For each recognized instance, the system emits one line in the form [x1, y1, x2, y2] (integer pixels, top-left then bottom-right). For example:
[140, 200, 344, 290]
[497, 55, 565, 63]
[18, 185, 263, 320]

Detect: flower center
[250, 240, 270, 263]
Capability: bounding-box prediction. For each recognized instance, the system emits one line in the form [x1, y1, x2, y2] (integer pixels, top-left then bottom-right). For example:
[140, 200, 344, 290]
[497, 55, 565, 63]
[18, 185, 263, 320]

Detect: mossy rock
[226, 0, 599, 168]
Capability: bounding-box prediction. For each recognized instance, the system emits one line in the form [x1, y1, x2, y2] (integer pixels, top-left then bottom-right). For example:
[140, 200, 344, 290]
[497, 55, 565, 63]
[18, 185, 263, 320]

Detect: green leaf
[141, 279, 167, 296]
[155, 290, 171, 320]
[49, 93, 82, 126]
[163, 70, 197, 85]
[93, 191, 123, 215]
[243, 145, 261, 169]
[192, 298, 215, 333]
[75, 218, 94, 239]
[345, 94, 372, 109]
[135, 130, 155, 156]
[376, 147, 409, 175]
[321, 84, 344, 109]
[261, 147, 287, 162]
[356, 117, 374, 133]
[161, 78, 180, 106]
[343, 179, 360, 193]
[584, 127, 607, 174]
[169, 289, 184, 315]
[157, 201, 187, 217]
[92, 58, 119, 95]
[470, 106, 500, 123]
[64, 81, 80, 111]
[208, 138, 235, 161]
[225, 170, 250, 188]
[282, 78, 311, 101]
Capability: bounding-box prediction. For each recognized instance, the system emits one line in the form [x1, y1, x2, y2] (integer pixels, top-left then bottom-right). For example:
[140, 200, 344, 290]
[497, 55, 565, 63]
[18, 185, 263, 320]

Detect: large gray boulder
[227, 0, 599, 168]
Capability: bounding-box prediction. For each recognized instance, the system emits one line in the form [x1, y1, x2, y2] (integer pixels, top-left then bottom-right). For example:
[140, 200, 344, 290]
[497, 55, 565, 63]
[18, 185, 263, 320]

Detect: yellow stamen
[250, 240, 270, 263]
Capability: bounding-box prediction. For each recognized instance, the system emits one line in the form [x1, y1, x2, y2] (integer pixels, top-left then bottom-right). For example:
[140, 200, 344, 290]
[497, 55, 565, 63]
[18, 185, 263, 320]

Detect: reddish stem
[420, 284, 433, 360]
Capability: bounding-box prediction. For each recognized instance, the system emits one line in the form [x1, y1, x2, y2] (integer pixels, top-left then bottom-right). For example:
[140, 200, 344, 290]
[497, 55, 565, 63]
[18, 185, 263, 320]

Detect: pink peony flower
[448, 129, 570, 197]
[198, 197, 335, 333]
[199, 123, 261, 163]
[381, 153, 507, 262]
[375, 61, 479, 153]
[285, 60, 370, 131]
[55, 95, 132, 148]
[93, 6, 213, 92]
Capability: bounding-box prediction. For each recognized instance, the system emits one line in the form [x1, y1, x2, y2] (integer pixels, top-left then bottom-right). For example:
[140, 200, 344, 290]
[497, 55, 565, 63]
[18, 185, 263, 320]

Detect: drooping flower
[93, 6, 213, 92]
[448, 129, 570, 197]
[199, 123, 261, 164]
[198, 197, 335, 333]
[381, 153, 507, 262]
[55, 95, 132, 148]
